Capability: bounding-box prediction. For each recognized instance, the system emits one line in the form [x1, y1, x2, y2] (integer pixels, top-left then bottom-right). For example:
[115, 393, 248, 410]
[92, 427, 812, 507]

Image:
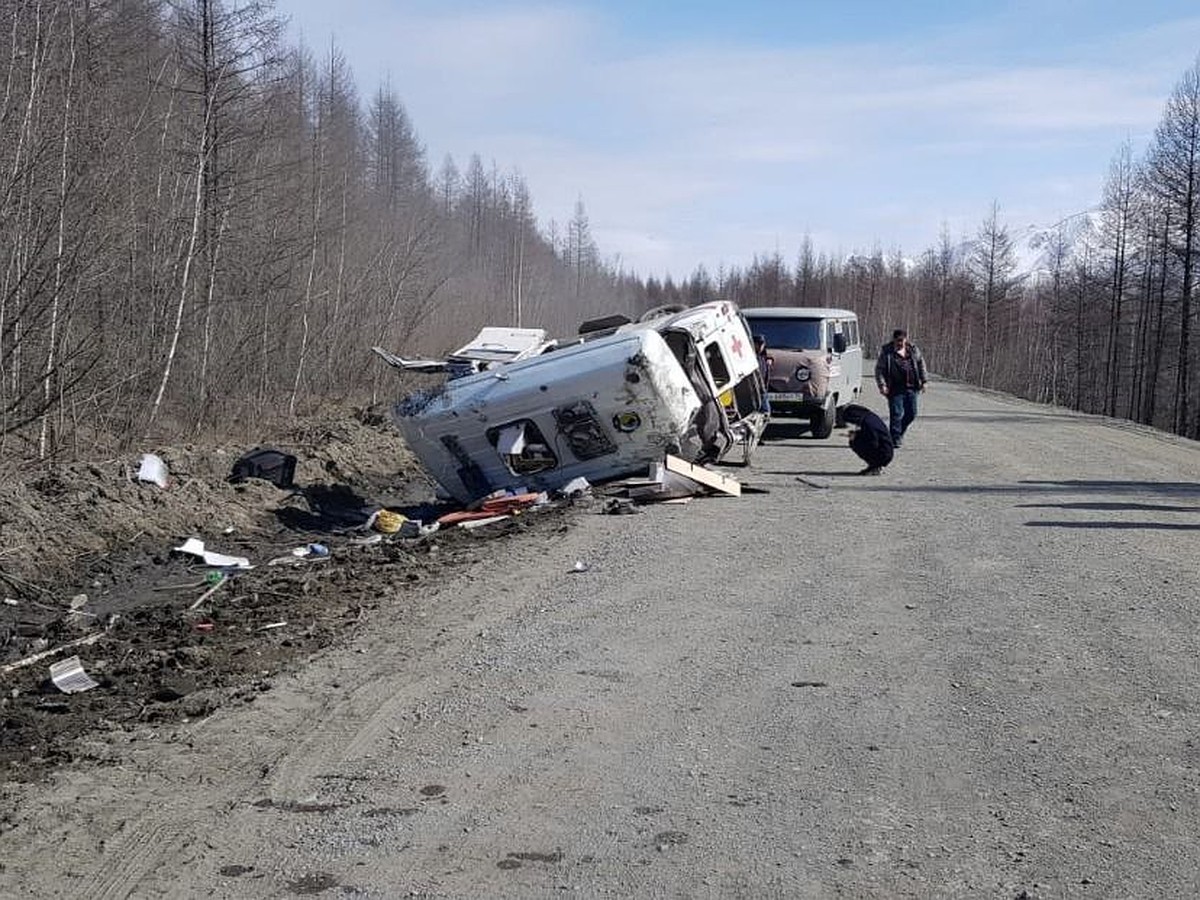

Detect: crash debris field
[0, 407, 749, 784]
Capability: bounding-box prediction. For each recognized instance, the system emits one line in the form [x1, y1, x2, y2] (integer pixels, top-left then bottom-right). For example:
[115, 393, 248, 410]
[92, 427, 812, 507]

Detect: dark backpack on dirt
[228, 447, 297, 489]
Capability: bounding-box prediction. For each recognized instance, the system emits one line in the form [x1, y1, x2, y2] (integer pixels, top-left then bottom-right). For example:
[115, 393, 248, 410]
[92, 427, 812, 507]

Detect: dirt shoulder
[0, 409, 578, 783]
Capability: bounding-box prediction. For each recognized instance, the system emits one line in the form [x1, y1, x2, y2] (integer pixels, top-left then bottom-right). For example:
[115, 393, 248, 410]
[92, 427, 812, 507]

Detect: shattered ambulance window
[553, 401, 618, 460]
[704, 342, 731, 389]
[486, 420, 559, 476]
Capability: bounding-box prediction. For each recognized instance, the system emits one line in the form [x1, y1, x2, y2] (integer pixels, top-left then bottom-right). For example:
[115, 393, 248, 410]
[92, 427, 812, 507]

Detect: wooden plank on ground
[438, 509, 509, 526]
[664, 454, 741, 496]
[459, 515, 512, 530]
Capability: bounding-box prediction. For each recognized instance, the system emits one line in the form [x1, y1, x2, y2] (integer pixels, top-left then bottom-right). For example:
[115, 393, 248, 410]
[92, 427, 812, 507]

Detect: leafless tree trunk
[150, 82, 215, 428]
[1146, 59, 1200, 436]
[1100, 143, 1137, 418]
[289, 116, 324, 418]
[1143, 211, 1171, 426]
[969, 201, 1017, 386]
[38, 2, 75, 459]
[195, 206, 228, 431]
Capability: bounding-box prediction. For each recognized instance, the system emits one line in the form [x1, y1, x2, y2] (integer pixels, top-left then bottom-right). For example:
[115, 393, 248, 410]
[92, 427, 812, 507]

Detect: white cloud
[276, 2, 1200, 277]
[390, 6, 597, 94]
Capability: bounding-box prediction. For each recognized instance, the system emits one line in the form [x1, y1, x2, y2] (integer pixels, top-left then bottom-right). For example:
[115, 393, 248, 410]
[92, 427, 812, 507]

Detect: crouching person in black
[841, 404, 894, 476]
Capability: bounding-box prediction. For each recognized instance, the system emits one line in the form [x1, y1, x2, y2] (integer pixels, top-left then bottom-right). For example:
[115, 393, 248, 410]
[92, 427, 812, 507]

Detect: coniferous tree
[1099, 141, 1139, 418]
[967, 201, 1018, 386]
[1145, 58, 1200, 437]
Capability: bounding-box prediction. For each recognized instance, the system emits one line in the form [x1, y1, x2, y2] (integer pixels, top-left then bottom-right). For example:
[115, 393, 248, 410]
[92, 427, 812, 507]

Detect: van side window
[847, 320, 859, 346]
[704, 342, 731, 389]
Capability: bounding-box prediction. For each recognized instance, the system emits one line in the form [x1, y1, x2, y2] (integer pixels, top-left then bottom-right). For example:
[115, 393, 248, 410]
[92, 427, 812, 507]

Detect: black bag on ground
[228, 447, 297, 488]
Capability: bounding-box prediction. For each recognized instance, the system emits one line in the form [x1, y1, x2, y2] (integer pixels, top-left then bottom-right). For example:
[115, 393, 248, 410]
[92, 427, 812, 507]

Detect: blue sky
[273, 0, 1200, 279]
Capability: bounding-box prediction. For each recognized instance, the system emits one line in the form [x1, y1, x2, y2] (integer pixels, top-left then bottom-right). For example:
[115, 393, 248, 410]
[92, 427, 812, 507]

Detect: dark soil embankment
[0, 409, 573, 782]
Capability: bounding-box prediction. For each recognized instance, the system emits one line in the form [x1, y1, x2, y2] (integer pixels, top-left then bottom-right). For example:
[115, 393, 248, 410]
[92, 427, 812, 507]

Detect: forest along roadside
[3, 382, 1200, 899]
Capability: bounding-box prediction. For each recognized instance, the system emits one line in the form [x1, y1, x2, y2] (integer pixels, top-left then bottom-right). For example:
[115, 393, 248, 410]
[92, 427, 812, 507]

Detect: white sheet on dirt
[173, 537, 253, 569]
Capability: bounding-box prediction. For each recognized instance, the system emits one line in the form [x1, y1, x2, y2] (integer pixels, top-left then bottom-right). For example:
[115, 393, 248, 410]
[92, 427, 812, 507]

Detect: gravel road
[4, 379, 1200, 899]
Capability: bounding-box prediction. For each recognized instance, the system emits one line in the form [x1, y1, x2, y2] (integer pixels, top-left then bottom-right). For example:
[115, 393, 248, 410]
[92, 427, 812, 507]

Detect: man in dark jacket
[842, 404, 893, 475]
[753, 334, 772, 414]
[874, 328, 927, 448]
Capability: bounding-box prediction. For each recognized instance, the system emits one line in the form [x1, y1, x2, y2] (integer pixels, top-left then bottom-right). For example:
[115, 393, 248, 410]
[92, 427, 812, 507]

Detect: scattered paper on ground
[49, 656, 100, 694]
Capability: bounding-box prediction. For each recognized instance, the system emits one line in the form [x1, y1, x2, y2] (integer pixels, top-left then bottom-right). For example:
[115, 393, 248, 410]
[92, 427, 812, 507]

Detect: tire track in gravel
[258, 520, 606, 803]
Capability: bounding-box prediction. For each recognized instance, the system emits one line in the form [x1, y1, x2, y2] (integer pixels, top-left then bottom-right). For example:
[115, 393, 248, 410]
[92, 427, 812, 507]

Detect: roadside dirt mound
[0, 407, 423, 588]
[0, 407, 577, 783]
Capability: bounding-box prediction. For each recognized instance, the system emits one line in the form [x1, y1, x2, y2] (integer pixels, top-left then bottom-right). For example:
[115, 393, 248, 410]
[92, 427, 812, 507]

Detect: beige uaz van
[742, 306, 862, 438]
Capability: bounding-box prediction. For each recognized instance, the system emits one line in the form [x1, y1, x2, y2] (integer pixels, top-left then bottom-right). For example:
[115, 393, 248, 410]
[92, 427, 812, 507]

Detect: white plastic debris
[559, 477, 592, 497]
[571, 560, 590, 573]
[172, 537, 253, 570]
[495, 423, 528, 455]
[290, 543, 329, 559]
[49, 655, 100, 693]
[136, 453, 169, 488]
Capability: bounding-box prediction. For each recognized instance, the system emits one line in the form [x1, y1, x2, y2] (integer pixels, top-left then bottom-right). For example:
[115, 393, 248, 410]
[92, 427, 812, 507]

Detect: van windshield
[747, 317, 822, 351]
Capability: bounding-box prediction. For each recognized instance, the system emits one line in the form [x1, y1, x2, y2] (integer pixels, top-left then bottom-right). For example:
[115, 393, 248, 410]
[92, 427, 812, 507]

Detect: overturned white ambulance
[380, 302, 767, 504]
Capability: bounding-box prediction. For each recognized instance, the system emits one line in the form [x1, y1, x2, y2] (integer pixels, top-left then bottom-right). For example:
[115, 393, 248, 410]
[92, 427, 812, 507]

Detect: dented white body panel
[631, 302, 760, 388]
[451, 327, 553, 365]
[394, 329, 705, 503]
[388, 301, 768, 504]
[373, 326, 555, 378]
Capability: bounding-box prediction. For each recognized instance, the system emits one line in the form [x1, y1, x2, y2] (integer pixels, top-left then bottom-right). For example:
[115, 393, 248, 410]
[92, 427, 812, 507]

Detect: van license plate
[770, 392, 807, 402]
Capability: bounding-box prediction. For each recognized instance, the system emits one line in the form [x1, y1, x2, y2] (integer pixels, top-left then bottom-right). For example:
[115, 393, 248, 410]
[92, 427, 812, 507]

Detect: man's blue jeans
[888, 390, 918, 445]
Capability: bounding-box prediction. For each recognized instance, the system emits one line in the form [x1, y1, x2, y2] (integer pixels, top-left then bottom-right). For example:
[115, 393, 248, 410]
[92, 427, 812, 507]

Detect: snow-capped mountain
[841, 208, 1104, 283]
[1004, 209, 1102, 282]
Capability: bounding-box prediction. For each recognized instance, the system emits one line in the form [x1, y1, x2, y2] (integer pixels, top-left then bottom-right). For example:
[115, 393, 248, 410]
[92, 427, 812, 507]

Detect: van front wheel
[810, 398, 835, 439]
